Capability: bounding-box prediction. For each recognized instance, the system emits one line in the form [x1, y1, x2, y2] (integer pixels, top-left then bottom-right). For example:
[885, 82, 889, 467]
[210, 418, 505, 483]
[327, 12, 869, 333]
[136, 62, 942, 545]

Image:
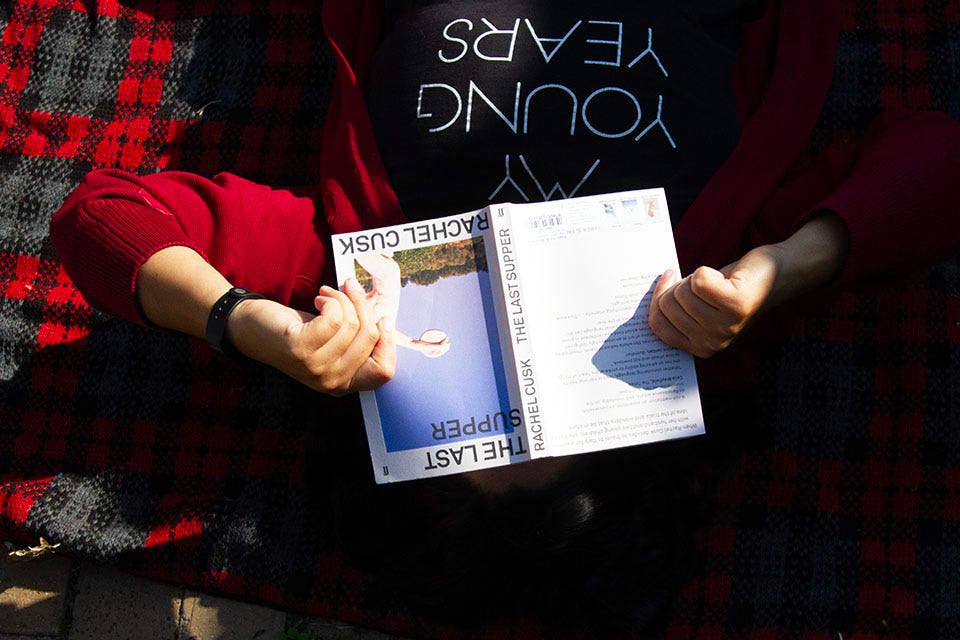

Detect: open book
[333, 188, 705, 483]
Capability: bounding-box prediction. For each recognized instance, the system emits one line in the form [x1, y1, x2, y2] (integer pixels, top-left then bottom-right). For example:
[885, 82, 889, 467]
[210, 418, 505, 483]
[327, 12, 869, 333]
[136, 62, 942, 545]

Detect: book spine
[488, 204, 548, 457]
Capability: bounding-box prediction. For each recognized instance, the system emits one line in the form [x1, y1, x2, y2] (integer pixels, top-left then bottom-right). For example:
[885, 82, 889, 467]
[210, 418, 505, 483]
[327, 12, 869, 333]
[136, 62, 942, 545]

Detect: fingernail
[380, 315, 394, 333]
[344, 278, 360, 293]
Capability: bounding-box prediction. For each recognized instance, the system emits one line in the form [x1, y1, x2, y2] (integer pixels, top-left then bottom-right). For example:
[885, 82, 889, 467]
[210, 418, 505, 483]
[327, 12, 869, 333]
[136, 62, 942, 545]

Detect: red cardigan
[50, 0, 960, 327]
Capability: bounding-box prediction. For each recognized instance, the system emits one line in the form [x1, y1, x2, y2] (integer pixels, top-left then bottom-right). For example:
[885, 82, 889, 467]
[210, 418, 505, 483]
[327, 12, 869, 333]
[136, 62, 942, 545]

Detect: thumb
[648, 268, 679, 324]
[651, 268, 680, 302]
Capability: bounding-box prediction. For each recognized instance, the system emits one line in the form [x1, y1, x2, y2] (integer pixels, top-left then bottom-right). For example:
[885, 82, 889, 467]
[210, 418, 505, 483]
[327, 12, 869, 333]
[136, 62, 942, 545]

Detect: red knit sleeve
[815, 110, 960, 282]
[749, 109, 960, 284]
[50, 169, 330, 324]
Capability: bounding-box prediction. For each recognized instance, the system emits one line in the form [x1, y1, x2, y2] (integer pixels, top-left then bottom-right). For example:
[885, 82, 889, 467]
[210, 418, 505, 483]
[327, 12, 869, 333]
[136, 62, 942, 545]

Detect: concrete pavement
[0, 543, 409, 640]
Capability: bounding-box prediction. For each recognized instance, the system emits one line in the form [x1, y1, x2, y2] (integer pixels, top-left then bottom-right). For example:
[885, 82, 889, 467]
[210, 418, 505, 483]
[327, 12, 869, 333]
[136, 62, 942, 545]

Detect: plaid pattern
[1, 1, 958, 638]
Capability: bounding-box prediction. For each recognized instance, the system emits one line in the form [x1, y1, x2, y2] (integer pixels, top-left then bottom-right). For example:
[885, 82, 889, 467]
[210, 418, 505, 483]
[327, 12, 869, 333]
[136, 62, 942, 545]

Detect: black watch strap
[205, 287, 265, 355]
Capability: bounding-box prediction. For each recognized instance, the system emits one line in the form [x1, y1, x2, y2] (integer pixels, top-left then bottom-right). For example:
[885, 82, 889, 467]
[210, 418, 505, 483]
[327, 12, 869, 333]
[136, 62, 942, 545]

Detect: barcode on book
[529, 213, 563, 229]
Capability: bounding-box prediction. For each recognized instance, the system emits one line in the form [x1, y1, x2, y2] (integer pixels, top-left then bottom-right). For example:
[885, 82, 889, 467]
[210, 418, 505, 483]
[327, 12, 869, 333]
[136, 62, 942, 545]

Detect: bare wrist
[223, 297, 270, 359]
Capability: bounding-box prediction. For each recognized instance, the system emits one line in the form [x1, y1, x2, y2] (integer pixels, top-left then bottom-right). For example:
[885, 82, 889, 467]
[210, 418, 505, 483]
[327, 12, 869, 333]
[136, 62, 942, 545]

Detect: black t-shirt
[366, 0, 748, 223]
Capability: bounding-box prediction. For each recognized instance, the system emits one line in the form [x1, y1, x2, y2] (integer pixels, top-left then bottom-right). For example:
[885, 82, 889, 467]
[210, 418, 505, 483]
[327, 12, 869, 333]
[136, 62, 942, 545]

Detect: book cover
[333, 211, 531, 482]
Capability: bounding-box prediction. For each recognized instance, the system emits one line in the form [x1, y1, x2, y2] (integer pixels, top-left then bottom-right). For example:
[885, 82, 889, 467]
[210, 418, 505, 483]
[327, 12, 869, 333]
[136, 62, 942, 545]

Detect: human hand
[648, 246, 782, 358]
[227, 278, 396, 395]
[649, 214, 848, 358]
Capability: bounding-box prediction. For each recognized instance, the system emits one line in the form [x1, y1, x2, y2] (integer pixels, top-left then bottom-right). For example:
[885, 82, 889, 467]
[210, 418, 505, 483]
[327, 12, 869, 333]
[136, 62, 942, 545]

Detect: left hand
[648, 245, 782, 358]
[649, 214, 849, 358]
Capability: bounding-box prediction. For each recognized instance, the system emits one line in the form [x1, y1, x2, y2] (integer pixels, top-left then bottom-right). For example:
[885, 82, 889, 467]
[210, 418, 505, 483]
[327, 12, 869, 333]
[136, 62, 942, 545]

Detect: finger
[336, 278, 382, 365]
[693, 259, 769, 317]
[297, 288, 368, 376]
[676, 273, 761, 355]
[315, 285, 355, 326]
[655, 280, 705, 341]
[649, 270, 691, 346]
[672, 271, 732, 326]
[676, 267, 764, 342]
[313, 288, 344, 324]
[649, 268, 679, 310]
[648, 269, 679, 324]
[321, 282, 365, 341]
[685, 266, 734, 310]
[649, 315, 692, 353]
[340, 278, 370, 322]
[648, 295, 694, 354]
[303, 287, 355, 352]
[354, 315, 397, 390]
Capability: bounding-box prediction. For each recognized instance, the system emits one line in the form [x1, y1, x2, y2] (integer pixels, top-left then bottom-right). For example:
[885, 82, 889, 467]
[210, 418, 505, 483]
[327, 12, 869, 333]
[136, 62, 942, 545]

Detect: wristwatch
[205, 287, 265, 355]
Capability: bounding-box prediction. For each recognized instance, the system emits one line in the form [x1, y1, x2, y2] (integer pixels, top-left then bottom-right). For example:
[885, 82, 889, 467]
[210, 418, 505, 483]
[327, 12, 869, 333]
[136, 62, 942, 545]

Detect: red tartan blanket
[1, 1, 959, 638]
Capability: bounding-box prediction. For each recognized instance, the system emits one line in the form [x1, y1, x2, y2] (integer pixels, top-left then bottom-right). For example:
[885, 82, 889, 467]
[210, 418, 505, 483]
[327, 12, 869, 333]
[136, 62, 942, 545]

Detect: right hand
[226, 278, 397, 396]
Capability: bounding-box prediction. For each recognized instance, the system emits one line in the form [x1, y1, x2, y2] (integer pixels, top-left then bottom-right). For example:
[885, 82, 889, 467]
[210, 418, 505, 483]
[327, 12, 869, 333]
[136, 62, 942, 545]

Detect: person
[49, 0, 960, 631]
[51, 2, 960, 396]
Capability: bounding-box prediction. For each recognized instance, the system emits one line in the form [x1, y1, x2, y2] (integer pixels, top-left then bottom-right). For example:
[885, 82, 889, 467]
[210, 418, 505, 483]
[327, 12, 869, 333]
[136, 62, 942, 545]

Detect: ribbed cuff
[53, 195, 201, 325]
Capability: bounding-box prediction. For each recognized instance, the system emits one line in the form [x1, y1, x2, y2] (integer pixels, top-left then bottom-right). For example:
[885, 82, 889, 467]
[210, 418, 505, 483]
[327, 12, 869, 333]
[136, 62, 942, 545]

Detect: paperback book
[333, 188, 705, 483]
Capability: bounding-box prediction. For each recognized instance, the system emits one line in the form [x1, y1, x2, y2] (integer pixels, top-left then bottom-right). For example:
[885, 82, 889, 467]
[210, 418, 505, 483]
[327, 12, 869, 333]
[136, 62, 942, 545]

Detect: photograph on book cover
[338, 231, 529, 481]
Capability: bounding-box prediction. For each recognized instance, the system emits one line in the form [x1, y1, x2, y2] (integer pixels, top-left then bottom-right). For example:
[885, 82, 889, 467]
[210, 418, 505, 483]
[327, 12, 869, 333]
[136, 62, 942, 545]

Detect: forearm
[764, 212, 849, 308]
[136, 245, 235, 338]
[138, 246, 277, 364]
[52, 170, 395, 394]
[137, 247, 396, 394]
[137, 246, 291, 364]
[649, 213, 849, 358]
[51, 168, 326, 323]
